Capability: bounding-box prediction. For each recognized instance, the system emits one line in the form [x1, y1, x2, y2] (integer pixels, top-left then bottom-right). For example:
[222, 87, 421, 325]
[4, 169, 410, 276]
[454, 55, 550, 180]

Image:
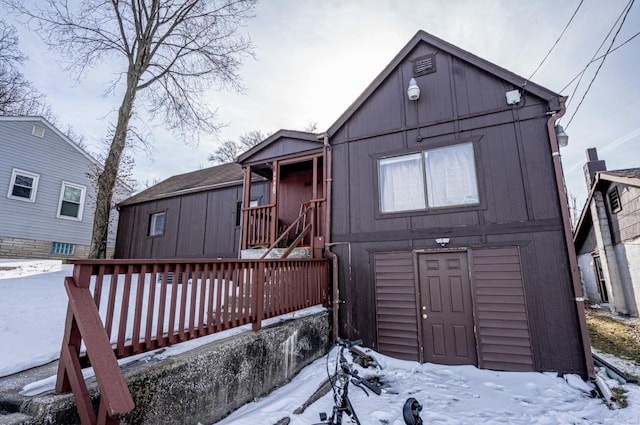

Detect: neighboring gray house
[574, 148, 640, 317]
[0, 116, 111, 259]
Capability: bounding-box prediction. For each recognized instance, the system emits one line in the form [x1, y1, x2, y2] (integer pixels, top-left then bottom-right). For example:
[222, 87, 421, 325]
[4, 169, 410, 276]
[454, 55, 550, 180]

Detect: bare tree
[5, 0, 257, 257]
[208, 129, 267, 164]
[0, 19, 50, 115]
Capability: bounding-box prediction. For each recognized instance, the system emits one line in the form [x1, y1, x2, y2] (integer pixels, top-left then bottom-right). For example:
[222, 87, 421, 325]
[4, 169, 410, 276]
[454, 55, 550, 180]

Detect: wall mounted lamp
[407, 77, 424, 142]
[555, 125, 568, 147]
[435, 237, 450, 247]
[407, 77, 420, 101]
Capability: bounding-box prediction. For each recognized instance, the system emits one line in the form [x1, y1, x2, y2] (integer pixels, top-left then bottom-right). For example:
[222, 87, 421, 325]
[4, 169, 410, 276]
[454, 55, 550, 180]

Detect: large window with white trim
[379, 142, 479, 213]
[57, 182, 86, 220]
[7, 168, 40, 202]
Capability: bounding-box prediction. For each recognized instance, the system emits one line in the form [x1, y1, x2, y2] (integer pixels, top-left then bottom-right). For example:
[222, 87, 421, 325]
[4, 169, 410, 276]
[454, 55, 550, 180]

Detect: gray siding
[0, 118, 105, 249]
[609, 183, 640, 243]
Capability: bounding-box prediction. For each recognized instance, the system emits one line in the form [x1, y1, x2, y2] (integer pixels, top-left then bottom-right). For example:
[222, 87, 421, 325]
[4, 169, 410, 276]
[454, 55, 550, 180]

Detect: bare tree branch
[2, 0, 257, 257]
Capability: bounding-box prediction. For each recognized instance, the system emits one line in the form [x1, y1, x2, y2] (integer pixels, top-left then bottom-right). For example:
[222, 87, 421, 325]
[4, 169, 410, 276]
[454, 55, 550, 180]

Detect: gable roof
[328, 30, 562, 137]
[573, 167, 640, 244]
[118, 162, 259, 207]
[0, 115, 101, 167]
[598, 169, 640, 187]
[236, 129, 321, 164]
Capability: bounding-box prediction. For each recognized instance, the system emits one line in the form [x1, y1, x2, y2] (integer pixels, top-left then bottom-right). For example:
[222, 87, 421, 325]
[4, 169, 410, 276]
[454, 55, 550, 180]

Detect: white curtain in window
[379, 153, 426, 213]
[425, 143, 479, 207]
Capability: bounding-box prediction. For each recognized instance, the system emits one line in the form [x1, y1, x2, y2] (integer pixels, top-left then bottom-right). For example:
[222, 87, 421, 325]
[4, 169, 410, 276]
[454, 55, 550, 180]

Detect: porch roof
[236, 129, 322, 166]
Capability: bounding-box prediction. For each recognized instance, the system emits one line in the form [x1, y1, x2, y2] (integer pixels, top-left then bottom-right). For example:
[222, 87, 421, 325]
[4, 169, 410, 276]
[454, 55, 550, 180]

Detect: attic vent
[413, 54, 436, 77]
[32, 126, 45, 138]
[608, 187, 621, 213]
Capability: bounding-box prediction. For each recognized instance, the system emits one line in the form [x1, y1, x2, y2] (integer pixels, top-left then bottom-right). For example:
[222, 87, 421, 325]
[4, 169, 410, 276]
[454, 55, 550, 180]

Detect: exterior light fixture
[435, 237, 450, 247]
[407, 77, 420, 101]
[555, 125, 568, 147]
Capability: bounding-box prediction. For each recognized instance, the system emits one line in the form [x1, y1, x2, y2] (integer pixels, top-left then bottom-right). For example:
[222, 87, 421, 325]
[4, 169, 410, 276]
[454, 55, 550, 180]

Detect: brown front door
[417, 251, 477, 365]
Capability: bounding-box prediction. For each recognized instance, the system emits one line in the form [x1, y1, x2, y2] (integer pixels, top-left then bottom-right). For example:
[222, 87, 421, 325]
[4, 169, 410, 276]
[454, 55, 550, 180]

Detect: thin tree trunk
[88, 75, 138, 258]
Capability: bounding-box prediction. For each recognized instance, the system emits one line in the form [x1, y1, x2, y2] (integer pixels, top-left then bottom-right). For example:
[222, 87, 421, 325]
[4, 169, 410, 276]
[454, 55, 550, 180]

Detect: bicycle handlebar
[352, 375, 382, 395]
[337, 338, 363, 348]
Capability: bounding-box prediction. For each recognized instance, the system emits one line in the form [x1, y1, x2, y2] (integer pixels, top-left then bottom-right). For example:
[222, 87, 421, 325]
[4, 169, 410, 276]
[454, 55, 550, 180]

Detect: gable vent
[608, 187, 621, 213]
[32, 126, 45, 138]
[413, 54, 436, 77]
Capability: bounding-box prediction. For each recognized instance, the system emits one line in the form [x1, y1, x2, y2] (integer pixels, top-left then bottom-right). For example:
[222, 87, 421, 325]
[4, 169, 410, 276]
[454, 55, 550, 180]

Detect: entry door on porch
[417, 252, 477, 365]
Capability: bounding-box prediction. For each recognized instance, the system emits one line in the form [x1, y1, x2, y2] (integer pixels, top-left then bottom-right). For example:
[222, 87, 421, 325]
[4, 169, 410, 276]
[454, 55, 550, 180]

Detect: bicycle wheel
[402, 397, 423, 425]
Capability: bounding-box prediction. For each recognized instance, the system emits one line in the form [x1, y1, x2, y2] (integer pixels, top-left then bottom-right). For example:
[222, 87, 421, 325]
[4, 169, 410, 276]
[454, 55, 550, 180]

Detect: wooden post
[253, 262, 265, 331]
[242, 165, 252, 250]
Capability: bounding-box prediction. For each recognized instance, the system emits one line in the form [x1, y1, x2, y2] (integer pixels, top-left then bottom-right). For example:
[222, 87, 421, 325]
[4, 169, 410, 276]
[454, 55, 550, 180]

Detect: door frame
[412, 247, 478, 364]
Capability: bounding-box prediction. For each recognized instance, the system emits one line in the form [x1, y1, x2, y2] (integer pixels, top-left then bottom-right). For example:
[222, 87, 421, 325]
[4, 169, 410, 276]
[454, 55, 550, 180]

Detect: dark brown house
[116, 31, 593, 377]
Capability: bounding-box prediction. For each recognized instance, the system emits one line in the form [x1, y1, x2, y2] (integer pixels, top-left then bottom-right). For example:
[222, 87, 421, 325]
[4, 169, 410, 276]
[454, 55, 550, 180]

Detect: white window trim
[56, 181, 87, 221]
[378, 142, 479, 214]
[7, 168, 40, 202]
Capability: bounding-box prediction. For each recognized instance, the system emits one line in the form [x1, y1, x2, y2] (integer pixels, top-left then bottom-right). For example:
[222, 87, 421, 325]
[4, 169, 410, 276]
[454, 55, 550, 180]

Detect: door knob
[422, 313, 428, 319]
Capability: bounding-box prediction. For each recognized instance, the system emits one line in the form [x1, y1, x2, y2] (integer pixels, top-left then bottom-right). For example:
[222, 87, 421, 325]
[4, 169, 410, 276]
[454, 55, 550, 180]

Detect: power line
[560, 29, 640, 93]
[528, 0, 584, 80]
[563, 0, 633, 109]
[565, 0, 635, 129]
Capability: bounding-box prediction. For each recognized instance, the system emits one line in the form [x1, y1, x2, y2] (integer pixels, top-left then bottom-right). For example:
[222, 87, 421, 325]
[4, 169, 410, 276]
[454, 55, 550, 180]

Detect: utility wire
[560, 29, 640, 93]
[528, 0, 584, 80]
[563, 0, 633, 109]
[565, 0, 635, 129]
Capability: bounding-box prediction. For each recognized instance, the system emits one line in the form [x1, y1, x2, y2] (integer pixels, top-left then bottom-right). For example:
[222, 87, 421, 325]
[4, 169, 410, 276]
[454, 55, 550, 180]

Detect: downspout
[547, 96, 595, 378]
[320, 132, 339, 341]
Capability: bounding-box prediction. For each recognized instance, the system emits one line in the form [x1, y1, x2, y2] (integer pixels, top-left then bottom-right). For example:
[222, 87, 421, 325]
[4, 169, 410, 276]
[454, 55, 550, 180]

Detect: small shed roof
[328, 30, 562, 137]
[118, 162, 262, 207]
[573, 167, 640, 244]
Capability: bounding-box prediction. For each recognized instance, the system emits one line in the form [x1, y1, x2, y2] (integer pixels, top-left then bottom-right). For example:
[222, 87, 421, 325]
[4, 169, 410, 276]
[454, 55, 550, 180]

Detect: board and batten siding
[471, 247, 534, 372]
[0, 118, 101, 247]
[115, 181, 271, 259]
[373, 251, 419, 361]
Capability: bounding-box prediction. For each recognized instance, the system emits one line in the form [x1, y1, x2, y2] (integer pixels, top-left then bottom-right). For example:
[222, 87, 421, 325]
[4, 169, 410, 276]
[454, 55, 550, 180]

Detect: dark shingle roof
[119, 162, 248, 207]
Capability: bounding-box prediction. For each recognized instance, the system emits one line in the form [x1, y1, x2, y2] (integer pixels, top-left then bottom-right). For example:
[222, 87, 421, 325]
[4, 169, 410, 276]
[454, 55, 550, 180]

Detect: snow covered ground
[1, 259, 640, 424]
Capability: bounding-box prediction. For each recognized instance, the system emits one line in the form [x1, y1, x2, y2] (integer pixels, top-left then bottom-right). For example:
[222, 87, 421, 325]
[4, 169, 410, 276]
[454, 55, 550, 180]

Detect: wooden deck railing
[242, 199, 325, 251]
[56, 258, 329, 424]
[242, 204, 276, 248]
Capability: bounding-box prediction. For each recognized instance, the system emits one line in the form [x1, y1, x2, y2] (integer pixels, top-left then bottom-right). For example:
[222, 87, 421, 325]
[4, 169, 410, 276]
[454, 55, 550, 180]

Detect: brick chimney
[583, 148, 606, 189]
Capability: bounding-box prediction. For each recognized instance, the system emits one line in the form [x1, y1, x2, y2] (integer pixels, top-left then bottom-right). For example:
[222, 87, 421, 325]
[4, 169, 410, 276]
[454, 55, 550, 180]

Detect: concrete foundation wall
[18, 310, 331, 425]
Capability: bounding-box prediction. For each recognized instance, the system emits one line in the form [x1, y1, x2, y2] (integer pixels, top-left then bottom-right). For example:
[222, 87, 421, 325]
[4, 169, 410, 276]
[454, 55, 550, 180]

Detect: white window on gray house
[379, 142, 479, 213]
[57, 182, 86, 220]
[8, 168, 40, 202]
[149, 211, 166, 236]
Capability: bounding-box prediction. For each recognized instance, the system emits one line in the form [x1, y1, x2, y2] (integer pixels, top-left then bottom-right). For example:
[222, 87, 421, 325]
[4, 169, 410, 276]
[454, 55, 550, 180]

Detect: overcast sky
[5, 0, 640, 211]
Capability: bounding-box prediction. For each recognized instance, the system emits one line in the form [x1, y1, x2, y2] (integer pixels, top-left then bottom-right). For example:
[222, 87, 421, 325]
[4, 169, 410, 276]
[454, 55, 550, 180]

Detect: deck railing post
[253, 262, 265, 331]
